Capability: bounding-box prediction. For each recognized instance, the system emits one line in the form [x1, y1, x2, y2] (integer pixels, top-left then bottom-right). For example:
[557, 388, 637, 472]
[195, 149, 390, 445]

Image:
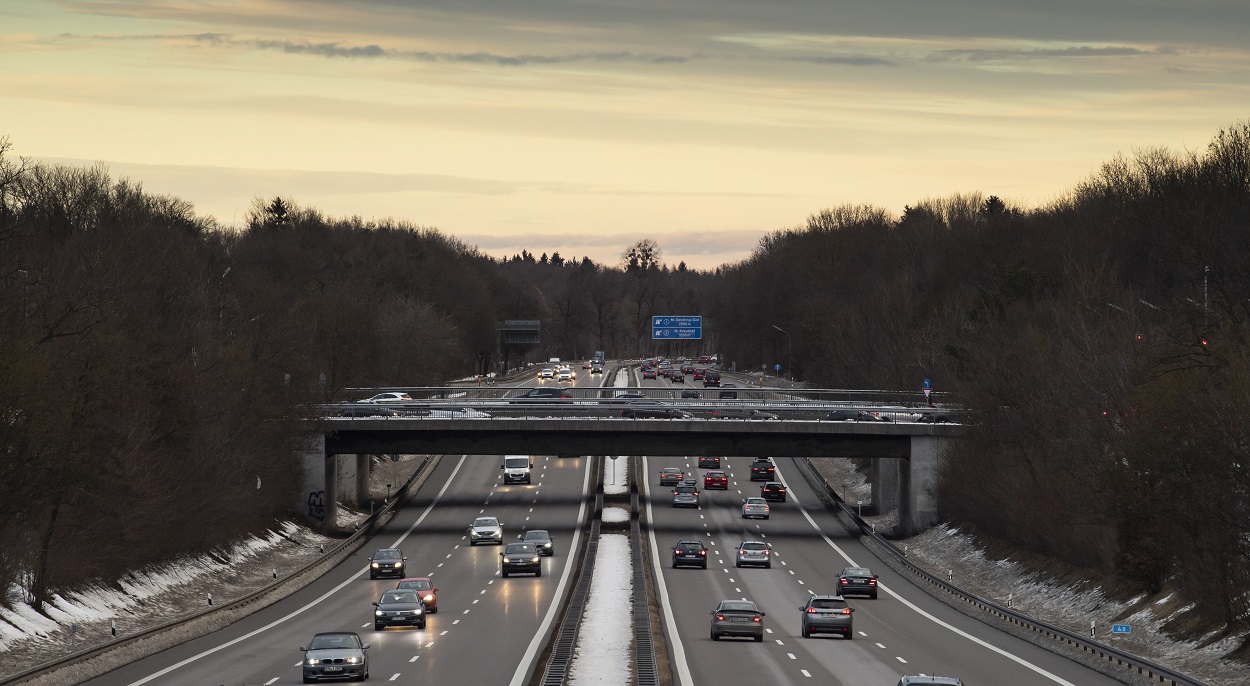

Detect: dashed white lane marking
[453, 619, 461, 624]
[787, 653, 796, 660]
[440, 630, 449, 636]
[734, 588, 741, 593]
[463, 609, 470, 614]
[801, 670, 812, 677]
[488, 580, 495, 585]
[425, 642, 433, 647]
[446, 553, 452, 559]
[266, 678, 279, 684]
[409, 656, 419, 662]
[876, 642, 887, 649]
[480, 589, 486, 594]
[389, 674, 401, 681]
[765, 628, 774, 634]
[797, 580, 805, 585]
[857, 631, 867, 637]
[437, 563, 443, 568]
[360, 623, 368, 628]
[774, 639, 784, 645]
[453, 545, 460, 549]
[472, 599, 480, 604]
[896, 656, 909, 663]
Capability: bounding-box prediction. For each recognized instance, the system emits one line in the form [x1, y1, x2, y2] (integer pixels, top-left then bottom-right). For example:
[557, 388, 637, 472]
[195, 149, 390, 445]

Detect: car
[659, 467, 685, 486]
[697, 355, 710, 363]
[824, 409, 892, 422]
[712, 407, 780, 420]
[468, 516, 504, 545]
[671, 484, 700, 508]
[672, 540, 708, 568]
[692, 368, 706, 381]
[500, 542, 542, 577]
[514, 387, 572, 400]
[897, 678, 964, 686]
[609, 391, 645, 402]
[590, 364, 604, 375]
[917, 413, 955, 423]
[373, 588, 426, 630]
[760, 481, 787, 502]
[621, 401, 692, 419]
[522, 529, 555, 556]
[671, 370, 685, 382]
[680, 389, 701, 398]
[709, 599, 765, 641]
[642, 368, 657, 379]
[697, 456, 721, 469]
[718, 385, 737, 399]
[838, 566, 879, 598]
[357, 392, 413, 404]
[395, 577, 438, 613]
[368, 548, 407, 579]
[799, 595, 854, 639]
[539, 367, 554, 379]
[703, 371, 721, 387]
[300, 631, 369, 683]
[583, 361, 593, 369]
[338, 406, 398, 417]
[703, 470, 728, 489]
[749, 458, 775, 481]
[735, 540, 772, 568]
[427, 406, 491, 418]
[741, 497, 770, 519]
[681, 364, 694, 374]
[556, 367, 574, 381]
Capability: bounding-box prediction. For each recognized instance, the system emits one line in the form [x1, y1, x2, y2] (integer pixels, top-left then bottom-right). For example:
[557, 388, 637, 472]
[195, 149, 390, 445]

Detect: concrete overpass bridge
[302, 401, 961, 536]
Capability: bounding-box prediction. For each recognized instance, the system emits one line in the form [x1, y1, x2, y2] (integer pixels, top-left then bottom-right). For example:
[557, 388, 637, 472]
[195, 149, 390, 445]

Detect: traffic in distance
[87, 358, 1120, 686]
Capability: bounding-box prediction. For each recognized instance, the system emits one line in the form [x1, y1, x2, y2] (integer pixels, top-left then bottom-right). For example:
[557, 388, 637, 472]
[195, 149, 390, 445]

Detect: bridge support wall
[870, 458, 899, 516]
[900, 436, 944, 536]
[355, 454, 372, 506]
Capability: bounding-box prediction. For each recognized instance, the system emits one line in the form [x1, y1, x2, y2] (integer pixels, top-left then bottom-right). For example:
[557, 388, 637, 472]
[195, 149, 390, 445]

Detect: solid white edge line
[126, 455, 472, 686]
[507, 456, 593, 686]
[643, 455, 695, 686]
[780, 462, 1078, 686]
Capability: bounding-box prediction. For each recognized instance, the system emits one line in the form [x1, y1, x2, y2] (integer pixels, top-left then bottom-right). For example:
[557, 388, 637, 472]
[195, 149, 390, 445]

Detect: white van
[501, 455, 533, 485]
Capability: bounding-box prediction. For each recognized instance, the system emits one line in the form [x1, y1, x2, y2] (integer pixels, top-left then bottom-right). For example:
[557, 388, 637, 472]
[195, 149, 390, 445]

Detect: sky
[3, 1, 1249, 269]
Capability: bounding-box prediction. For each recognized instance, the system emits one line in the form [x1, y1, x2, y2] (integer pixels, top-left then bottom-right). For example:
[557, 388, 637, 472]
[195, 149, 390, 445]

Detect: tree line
[1, 123, 1247, 651]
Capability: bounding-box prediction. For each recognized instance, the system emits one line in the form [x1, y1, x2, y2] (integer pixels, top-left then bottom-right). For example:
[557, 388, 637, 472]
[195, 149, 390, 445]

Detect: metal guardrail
[2, 455, 436, 686]
[796, 458, 1208, 686]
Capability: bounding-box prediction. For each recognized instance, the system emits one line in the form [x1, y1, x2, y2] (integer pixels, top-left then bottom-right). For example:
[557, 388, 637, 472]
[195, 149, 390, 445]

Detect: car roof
[738, 539, 767, 545]
[662, 467, 682, 472]
[763, 481, 783, 486]
[523, 529, 550, 537]
[744, 497, 767, 503]
[842, 567, 873, 575]
[312, 631, 360, 638]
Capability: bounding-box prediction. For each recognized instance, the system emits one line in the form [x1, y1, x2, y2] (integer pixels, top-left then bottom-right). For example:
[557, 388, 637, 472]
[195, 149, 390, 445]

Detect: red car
[396, 577, 438, 613]
[693, 368, 706, 380]
[704, 471, 728, 489]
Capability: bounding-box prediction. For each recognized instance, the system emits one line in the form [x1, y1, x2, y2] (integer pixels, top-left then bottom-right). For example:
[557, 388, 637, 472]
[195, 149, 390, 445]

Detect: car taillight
[715, 613, 725, 620]
[699, 550, 706, 556]
[806, 607, 817, 614]
[869, 579, 877, 585]
[763, 550, 769, 555]
[840, 578, 848, 584]
[752, 616, 762, 622]
[841, 608, 852, 615]
[738, 550, 745, 555]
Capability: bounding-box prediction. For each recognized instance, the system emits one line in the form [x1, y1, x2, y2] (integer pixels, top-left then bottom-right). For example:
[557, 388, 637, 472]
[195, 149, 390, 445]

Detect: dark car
[672, 540, 708, 569]
[680, 389, 701, 399]
[500, 542, 542, 577]
[760, 481, 787, 502]
[671, 370, 685, 382]
[301, 631, 369, 683]
[692, 368, 706, 380]
[703, 370, 722, 387]
[338, 406, 399, 418]
[712, 407, 780, 420]
[681, 364, 695, 374]
[522, 529, 555, 556]
[590, 364, 604, 374]
[749, 458, 775, 481]
[897, 678, 964, 686]
[659, 467, 685, 486]
[373, 589, 426, 630]
[513, 387, 572, 401]
[368, 548, 407, 579]
[800, 595, 854, 639]
[621, 401, 692, 419]
[642, 368, 657, 379]
[697, 456, 721, 469]
[838, 566, 879, 599]
[709, 599, 765, 641]
[396, 577, 437, 613]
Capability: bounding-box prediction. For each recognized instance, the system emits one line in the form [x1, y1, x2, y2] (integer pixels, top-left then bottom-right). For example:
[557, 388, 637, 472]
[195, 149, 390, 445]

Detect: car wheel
[764, 515, 770, 520]
[303, 677, 315, 684]
[871, 592, 878, 599]
[711, 631, 720, 641]
[418, 621, 426, 630]
[429, 607, 437, 614]
[373, 623, 382, 631]
[672, 561, 678, 568]
[502, 569, 509, 578]
[765, 561, 772, 569]
[536, 567, 542, 577]
[754, 634, 764, 642]
[470, 540, 477, 546]
[701, 562, 707, 569]
[369, 573, 377, 580]
[735, 561, 742, 568]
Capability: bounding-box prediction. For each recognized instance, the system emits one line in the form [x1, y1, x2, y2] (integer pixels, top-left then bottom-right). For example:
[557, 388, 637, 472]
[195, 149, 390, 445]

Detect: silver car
[468, 516, 504, 545]
[709, 599, 765, 641]
[741, 497, 770, 520]
[735, 540, 772, 568]
[300, 631, 369, 682]
[671, 485, 700, 508]
[799, 594, 854, 639]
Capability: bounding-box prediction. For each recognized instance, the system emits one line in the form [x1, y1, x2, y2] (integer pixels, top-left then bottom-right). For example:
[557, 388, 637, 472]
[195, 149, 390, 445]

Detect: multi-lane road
[81, 365, 1128, 685]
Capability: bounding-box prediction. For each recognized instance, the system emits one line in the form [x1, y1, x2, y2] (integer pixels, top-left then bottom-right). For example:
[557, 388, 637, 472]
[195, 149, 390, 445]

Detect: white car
[741, 497, 770, 520]
[357, 392, 413, 404]
[469, 516, 504, 545]
[556, 367, 574, 381]
[539, 368, 554, 379]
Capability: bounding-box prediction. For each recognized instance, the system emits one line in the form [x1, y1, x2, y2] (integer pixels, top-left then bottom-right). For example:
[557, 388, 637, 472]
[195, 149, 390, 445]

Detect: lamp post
[771, 325, 792, 380]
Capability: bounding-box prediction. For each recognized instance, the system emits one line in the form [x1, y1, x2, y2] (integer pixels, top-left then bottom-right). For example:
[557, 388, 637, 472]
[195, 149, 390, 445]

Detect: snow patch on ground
[604, 457, 630, 495]
[602, 507, 630, 524]
[567, 534, 632, 686]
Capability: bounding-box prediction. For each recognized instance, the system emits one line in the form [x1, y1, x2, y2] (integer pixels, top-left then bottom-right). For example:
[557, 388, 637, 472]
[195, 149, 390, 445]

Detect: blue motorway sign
[652, 315, 702, 340]
[1111, 624, 1131, 634]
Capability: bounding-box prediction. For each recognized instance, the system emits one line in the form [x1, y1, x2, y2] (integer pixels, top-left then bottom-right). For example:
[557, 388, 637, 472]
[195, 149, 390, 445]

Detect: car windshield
[844, 567, 872, 576]
[745, 498, 766, 505]
[473, 517, 498, 527]
[381, 590, 418, 604]
[506, 543, 537, 554]
[523, 531, 549, 540]
[741, 542, 768, 551]
[308, 633, 361, 650]
[720, 601, 758, 612]
[399, 579, 432, 590]
[707, 472, 725, 477]
[662, 468, 681, 474]
[374, 549, 401, 560]
[811, 598, 847, 609]
[675, 486, 697, 494]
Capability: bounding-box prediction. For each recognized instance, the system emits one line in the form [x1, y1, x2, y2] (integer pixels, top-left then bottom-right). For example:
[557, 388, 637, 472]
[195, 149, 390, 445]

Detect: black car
[697, 456, 722, 469]
[621, 401, 692, 419]
[703, 370, 722, 387]
[718, 384, 737, 399]
[760, 481, 787, 502]
[368, 548, 407, 579]
[680, 389, 701, 399]
[373, 589, 426, 630]
[712, 407, 780, 420]
[749, 458, 775, 481]
[501, 542, 542, 577]
[838, 566, 879, 599]
[672, 540, 708, 569]
[338, 406, 398, 417]
[671, 370, 685, 382]
[522, 529, 555, 556]
[512, 387, 572, 401]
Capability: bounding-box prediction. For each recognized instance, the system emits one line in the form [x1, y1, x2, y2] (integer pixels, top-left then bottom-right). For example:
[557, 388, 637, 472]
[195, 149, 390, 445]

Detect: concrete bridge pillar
[870, 458, 899, 516]
[899, 436, 943, 536]
[356, 454, 372, 506]
[299, 434, 339, 533]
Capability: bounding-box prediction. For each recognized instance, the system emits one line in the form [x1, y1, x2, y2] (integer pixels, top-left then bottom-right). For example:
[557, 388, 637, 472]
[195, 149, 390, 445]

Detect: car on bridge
[760, 481, 787, 502]
[824, 409, 891, 422]
[500, 542, 542, 577]
[749, 458, 775, 481]
[468, 516, 504, 545]
[671, 484, 700, 508]
[513, 387, 572, 401]
[712, 407, 780, 420]
[658, 467, 685, 486]
[368, 548, 407, 579]
[672, 540, 708, 568]
[735, 540, 772, 568]
[522, 529, 555, 556]
[838, 566, 879, 599]
[427, 406, 491, 418]
[395, 577, 438, 613]
[741, 497, 770, 519]
[709, 599, 765, 642]
[300, 631, 369, 683]
[799, 595, 854, 639]
[697, 456, 721, 469]
[337, 406, 399, 417]
[357, 392, 413, 403]
[897, 678, 964, 686]
[621, 401, 692, 419]
[703, 470, 728, 489]
[372, 589, 426, 630]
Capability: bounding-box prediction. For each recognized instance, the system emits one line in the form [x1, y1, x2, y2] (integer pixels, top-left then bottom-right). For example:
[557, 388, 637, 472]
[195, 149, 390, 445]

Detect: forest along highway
[82, 453, 591, 686]
[642, 452, 1128, 686]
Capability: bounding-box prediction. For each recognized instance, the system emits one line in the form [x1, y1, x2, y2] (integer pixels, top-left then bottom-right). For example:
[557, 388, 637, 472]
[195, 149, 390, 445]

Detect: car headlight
[306, 658, 321, 665]
[423, 594, 435, 602]
[345, 657, 360, 664]
[531, 557, 540, 563]
[375, 610, 384, 616]
[371, 562, 379, 568]
[396, 561, 404, 567]
[415, 606, 423, 614]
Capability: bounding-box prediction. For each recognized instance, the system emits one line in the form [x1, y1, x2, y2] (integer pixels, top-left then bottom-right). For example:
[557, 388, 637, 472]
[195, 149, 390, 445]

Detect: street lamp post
[771, 325, 792, 380]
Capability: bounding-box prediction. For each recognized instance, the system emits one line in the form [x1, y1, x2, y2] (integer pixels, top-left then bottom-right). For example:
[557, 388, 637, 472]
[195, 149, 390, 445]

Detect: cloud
[785, 54, 898, 67]
[927, 45, 1158, 63]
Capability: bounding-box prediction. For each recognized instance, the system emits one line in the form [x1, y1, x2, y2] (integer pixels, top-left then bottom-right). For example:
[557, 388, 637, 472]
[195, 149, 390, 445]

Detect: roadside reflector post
[110, 620, 116, 637]
[1090, 620, 1096, 637]
[1008, 593, 1013, 609]
[948, 570, 953, 582]
[207, 593, 213, 606]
